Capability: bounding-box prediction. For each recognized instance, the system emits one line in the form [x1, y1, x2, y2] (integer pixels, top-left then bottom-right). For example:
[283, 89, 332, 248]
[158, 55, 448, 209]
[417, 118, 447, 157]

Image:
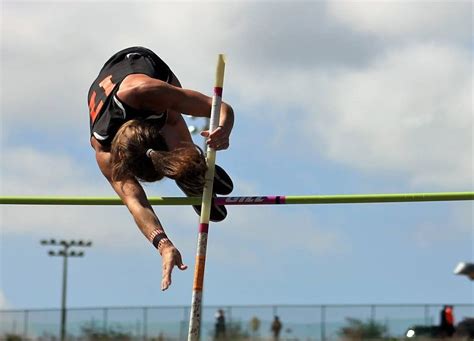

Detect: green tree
[4, 334, 22, 341]
[227, 321, 250, 339]
[80, 320, 132, 341]
[209, 321, 250, 340]
[338, 317, 388, 340]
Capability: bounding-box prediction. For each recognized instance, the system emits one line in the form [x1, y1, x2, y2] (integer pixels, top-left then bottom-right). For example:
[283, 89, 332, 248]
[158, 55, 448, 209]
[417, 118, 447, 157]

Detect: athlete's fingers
[202, 126, 230, 150]
[175, 253, 188, 271]
[210, 140, 229, 150]
[161, 277, 171, 291]
[202, 126, 225, 139]
[161, 248, 187, 290]
[207, 134, 227, 145]
[212, 141, 229, 150]
[209, 127, 226, 139]
[161, 259, 173, 291]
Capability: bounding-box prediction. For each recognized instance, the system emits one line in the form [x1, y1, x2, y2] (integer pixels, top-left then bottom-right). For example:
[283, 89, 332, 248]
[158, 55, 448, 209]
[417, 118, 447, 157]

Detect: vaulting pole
[187, 54, 226, 341]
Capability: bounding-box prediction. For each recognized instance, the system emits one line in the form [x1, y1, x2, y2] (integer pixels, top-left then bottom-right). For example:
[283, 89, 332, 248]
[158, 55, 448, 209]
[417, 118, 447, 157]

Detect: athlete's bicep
[166, 87, 212, 118]
[118, 75, 212, 118]
[131, 82, 212, 117]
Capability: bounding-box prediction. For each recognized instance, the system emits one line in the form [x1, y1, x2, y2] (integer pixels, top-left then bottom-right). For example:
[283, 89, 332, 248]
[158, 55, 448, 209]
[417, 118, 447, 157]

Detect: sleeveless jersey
[88, 46, 172, 146]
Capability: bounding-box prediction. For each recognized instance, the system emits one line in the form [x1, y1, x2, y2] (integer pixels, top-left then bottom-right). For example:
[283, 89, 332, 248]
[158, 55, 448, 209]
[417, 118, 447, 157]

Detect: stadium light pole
[40, 239, 92, 341]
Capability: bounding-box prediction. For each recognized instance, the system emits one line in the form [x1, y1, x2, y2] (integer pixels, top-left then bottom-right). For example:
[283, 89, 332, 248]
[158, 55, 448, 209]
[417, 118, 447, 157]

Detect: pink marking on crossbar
[199, 223, 209, 233]
[214, 87, 223, 97]
[268, 195, 286, 204]
[214, 196, 286, 205]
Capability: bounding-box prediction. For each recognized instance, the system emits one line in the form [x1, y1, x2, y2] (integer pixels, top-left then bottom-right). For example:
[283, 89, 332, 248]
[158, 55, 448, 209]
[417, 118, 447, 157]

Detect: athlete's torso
[88, 47, 172, 145]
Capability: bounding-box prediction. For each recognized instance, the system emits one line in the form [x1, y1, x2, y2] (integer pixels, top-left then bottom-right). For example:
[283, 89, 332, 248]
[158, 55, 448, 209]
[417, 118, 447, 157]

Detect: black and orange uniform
[88, 46, 172, 146]
[88, 46, 234, 222]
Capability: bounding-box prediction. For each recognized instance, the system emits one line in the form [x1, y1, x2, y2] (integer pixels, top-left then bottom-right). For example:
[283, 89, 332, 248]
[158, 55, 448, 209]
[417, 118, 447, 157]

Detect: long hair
[110, 120, 207, 193]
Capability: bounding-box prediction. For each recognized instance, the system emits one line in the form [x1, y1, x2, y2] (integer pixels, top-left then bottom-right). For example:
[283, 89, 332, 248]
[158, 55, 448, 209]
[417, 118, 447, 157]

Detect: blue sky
[1, 0, 472, 313]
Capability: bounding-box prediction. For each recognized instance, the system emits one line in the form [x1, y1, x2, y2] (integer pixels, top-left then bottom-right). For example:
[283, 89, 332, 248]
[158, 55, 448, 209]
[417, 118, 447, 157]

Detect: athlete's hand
[201, 125, 230, 150]
[160, 244, 187, 291]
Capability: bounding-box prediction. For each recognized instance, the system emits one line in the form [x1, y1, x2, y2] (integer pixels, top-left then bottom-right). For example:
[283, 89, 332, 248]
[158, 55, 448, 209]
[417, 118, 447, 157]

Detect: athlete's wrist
[148, 229, 174, 255]
[158, 240, 174, 255]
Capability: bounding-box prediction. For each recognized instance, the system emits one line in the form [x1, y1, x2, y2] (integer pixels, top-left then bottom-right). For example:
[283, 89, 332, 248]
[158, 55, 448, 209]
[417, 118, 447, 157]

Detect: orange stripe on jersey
[89, 76, 115, 123]
[89, 91, 103, 123]
[99, 75, 116, 97]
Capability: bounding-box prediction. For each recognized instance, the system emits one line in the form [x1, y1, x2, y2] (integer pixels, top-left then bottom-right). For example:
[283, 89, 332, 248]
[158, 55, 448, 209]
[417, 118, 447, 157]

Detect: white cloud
[0, 1, 377, 132]
[230, 42, 473, 189]
[307, 43, 473, 189]
[327, 1, 472, 43]
[1, 147, 94, 195]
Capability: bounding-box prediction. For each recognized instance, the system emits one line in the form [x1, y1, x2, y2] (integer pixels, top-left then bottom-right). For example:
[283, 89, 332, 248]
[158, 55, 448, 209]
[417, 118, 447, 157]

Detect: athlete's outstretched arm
[91, 138, 187, 290]
[117, 74, 234, 150]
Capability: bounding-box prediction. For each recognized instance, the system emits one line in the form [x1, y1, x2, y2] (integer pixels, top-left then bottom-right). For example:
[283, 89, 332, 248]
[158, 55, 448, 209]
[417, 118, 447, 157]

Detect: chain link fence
[1, 304, 473, 340]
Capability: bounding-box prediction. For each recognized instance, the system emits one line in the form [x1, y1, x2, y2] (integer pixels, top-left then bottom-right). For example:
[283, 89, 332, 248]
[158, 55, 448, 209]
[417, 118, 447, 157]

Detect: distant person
[271, 316, 282, 340]
[88, 47, 234, 291]
[215, 309, 226, 340]
[440, 305, 455, 337]
[250, 316, 261, 336]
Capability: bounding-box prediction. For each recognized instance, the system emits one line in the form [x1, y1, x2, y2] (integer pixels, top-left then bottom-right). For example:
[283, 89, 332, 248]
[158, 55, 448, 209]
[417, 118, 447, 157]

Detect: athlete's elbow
[223, 102, 235, 122]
